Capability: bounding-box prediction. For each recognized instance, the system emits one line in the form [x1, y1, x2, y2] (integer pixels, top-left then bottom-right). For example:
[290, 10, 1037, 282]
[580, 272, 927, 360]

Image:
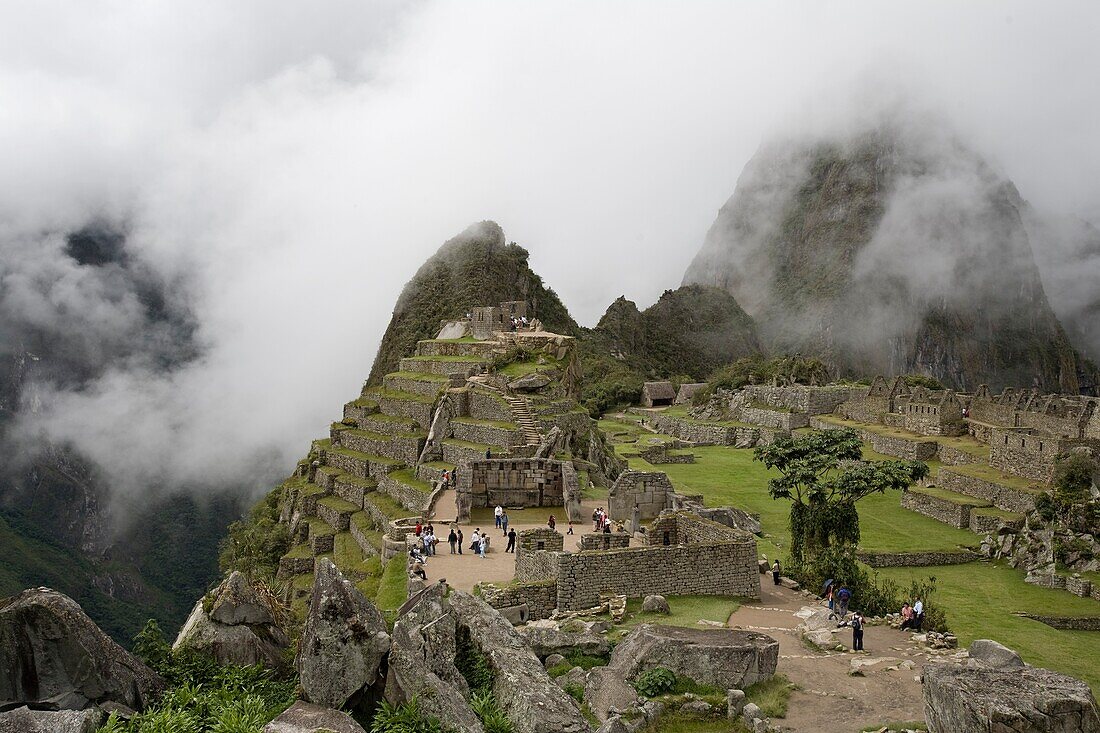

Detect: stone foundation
[608, 471, 675, 522]
[478, 580, 558, 621]
[901, 489, 977, 529]
[856, 550, 979, 567]
[578, 532, 631, 551]
[457, 458, 575, 509]
[937, 468, 1039, 513]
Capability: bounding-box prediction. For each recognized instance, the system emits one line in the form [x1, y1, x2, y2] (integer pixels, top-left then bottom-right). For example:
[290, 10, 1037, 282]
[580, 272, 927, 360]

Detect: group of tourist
[591, 507, 613, 533]
[819, 580, 926, 652]
[899, 597, 925, 631]
[508, 314, 530, 331]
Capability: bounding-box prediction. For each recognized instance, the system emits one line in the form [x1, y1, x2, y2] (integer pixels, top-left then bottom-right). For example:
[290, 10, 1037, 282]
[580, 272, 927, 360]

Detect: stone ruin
[642, 381, 677, 407]
[455, 457, 582, 517]
[607, 470, 675, 526]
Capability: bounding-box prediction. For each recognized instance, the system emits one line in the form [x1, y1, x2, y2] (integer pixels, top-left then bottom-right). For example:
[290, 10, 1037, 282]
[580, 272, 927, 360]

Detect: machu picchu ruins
[7, 11, 1100, 731]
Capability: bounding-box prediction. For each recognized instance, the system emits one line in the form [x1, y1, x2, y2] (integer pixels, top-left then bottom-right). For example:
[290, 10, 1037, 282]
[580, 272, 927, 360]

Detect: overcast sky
[3, 1, 1099, 501]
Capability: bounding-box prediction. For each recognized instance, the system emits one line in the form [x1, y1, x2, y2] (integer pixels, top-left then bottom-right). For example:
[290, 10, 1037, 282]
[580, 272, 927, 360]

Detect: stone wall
[838, 395, 891, 424]
[451, 419, 524, 448]
[378, 473, 430, 512]
[378, 395, 436, 430]
[1019, 613, 1100, 631]
[457, 458, 570, 509]
[515, 549, 561, 583]
[988, 428, 1068, 483]
[638, 445, 696, 464]
[937, 444, 984, 467]
[1066, 575, 1092, 598]
[607, 471, 674, 522]
[738, 406, 810, 431]
[742, 385, 856, 415]
[477, 580, 558, 621]
[555, 537, 758, 610]
[810, 418, 938, 460]
[648, 512, 745, 546]
[904, 403, 965, 437]
[468, 389, 514, 422]
[969, 508, 1024, 534]
[936, 469, 1039, 513]
[900, 490, 974, 529]
[578, 532, 631, 551]
[334, 426, 424, 465]
[856, 550, 979, 568]
[649, 414, 783, 447]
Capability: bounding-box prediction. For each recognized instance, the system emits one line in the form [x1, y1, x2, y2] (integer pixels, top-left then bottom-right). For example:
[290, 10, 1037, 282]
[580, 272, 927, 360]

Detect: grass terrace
[365, 491, 408, 521]
[908, 485, 991, 506]
[388, 468, 433, 495]
[941, 462, 1045, 493]
[452, 417, 520, 430]
[363, 387, 438, 405]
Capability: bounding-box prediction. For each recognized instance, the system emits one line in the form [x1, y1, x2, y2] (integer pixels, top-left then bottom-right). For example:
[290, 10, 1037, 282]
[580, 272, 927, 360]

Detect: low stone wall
[967, 420, 993, 444]
[937, 468, 1038, 513]
[317, 500, 353, 532]
[335, 427, 424, 465]
[350, 519, 381, 557]
[383, 373, 450, 398]
[856, 550, 979, 568]
[737, 406, 810, 431]
[810, 418, 938, 461]
[478, 580, 558, 621]
[742, 384, 856, 415]
[399, 357, 484, 377]
[555, 537, 759, 610]
[1019, 613, 1100, 631]
[468, 389, 514, 422]
[415, 339, 500, 359]
[324, 449, 370, 479]
[638, 445, 695, 464]
[515, 548, 561, 583]
[578, 532, 631, 551]
[650, 414, 783, 447]
[1066, 576, 1092, 598]
[378, 394, 436, 430]
[277, 555, 314, 580]
[901, 489, 973, 529]
[969, 509, 1024, 534]
[442, 441, 486, 464]
[333, 475, 375, 509]
[608, 471, 674, 522]
[937, 444, 984, 467]
[379, 473, 430, 512]
[648, 512, 745, 546]
[451, 419, 523, 448]
[358, 413, 420, 435]
[882, 413, 906, 429]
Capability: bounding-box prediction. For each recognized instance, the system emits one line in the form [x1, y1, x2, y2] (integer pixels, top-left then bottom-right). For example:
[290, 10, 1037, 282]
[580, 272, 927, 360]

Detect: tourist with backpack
[448, 527, 458, 554]
[850, 611, 864, 651]
[836, 586, 851, 619]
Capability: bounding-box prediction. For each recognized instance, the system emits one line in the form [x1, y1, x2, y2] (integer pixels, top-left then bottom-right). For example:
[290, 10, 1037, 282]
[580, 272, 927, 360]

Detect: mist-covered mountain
[368, 220, 578, 383]
[683, 119, 1095, 393]
[0, 224, 236, 642]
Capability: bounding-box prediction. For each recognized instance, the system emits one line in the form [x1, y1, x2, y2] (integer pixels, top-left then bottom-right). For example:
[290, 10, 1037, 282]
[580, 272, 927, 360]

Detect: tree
[754, 429, 928, 564]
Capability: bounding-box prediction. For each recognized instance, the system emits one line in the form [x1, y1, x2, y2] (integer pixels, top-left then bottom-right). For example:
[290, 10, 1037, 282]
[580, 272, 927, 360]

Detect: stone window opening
[536, 541, 545, 550]
[662, 531, 671, 546]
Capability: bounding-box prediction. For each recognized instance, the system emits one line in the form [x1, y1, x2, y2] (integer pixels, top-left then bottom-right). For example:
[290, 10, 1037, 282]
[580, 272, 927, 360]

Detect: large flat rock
[923, 663, 1100, 733]
[263, 701, 366, 733]
[0, 706, 102, 733]
[607, 624, 778, 690]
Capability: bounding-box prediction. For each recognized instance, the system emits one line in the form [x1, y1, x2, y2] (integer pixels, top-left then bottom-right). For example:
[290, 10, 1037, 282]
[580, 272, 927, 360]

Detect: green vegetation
[375, 555, 410, 615]
[743, 674, 796, 718]
[547, 651, 612, 677]
[370, 698, 451, 733]
[691, 354, 830, 406]
[634, 667, 677, 697]
[103, 621, 296, 732]
[366, 491, 408, 521]
[621, 595, 741, 628]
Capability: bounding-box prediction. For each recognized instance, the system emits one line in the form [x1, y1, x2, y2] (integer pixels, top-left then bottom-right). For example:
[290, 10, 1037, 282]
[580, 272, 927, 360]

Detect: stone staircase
[506, 394, 542, 446]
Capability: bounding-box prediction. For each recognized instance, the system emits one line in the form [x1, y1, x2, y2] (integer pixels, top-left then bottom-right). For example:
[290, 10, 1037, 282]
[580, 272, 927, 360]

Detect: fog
[2, 1, 1099, 502]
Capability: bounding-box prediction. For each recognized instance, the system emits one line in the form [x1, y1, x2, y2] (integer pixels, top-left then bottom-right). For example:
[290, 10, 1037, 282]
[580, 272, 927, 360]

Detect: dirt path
[730, 579, 930, 732]
[416, 491, 609, 593]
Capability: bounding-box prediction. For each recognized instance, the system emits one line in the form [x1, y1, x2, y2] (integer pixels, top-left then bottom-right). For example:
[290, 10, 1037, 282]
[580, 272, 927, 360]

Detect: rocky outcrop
[0, 588, 163, 712]
[0, 707, 103, 733]
[966, 639, 1024, 670]
[385, 584, 485, 733]
[297, 559, 391, 710]
[173, 571, 290, 668]
[448, 590, 590, 733]
[923, 662, 1100, 733]
[683, 505, 762, 536]
[605, 624, 778, 690]
[516, 620, 611, 659]
[641, 595, 671, 614]
[262, 701, 367, 733]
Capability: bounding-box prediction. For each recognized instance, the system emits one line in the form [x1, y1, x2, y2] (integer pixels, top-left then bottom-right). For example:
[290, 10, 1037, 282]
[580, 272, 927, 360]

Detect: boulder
[584, 666, 640, 723]
[742, 702, 762, 724]
[554, 666, 588, 691]
[0, 588, 164, 711]
[966, 639, 1024, 670]
[173, 572, 290, 669]
[796, 606, 841, 649]
[544, 653, 566, 668]
[263, 701, 367, 733]
[923, 663, 1100, 733]
[607, 624, 778, 690]
[517, 622, 611, 658]
[449, 590, 590, 733]
[641, 595, 671, 615]
[595, 716, 631, 733]
[385, 583, 484, 732]
[692, 506, 762, 535]
[726, 689, 746, 717]
[297, 559, 391, 710]
[508, 372, 552, 392]
[498, 603, 530, 626]
[681, 699, 713, 715]
[0, 706, 103, 733]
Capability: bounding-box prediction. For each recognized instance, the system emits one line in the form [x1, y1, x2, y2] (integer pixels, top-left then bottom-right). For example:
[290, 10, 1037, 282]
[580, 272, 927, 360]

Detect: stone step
[317, 495, 360, 532]
[313, 465, 342, 492]
[382, 371, 454, 398]
[363, 388, 436, 430]
[969, 506, 1026, 534]
[332, 424, 424, 465]
[415, 338, 502, 359]
[937, 466, 1042, 514]
[451, 417, 523, 448]
[293, 481, 329, 518]
[364, 490, 413, 530]
[399, 355, 488, 377]
[378, 468, 433, 512]
[333, 472, 378, 509]
[901, 486, 991, 529]
[356, 411, 422, 435]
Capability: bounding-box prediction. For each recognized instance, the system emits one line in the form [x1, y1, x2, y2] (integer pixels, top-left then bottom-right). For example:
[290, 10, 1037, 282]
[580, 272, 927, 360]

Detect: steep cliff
[367, 221, 578, 383]
[683, 122, 1090, 393]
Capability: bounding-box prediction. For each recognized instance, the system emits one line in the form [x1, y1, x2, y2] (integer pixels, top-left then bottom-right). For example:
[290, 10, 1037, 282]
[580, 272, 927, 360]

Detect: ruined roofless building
[642, 381, 677, 407]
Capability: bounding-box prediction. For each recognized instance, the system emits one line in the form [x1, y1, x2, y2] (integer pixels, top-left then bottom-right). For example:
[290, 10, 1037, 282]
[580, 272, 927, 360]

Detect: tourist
[479, 535, 488, 558]
[850, 611, 864, 651]
[501, 511, 509, 535]
[912, 597, 924, 631]
[495, 504, 504, 529]
[414, 520, 422, 537]
[470, 528, 481, 552]
[602, 521, 611, 534]
[485, 448, 492, 460]
[457, 528, 464, 555]
[592, 508, 601, 531]
[836, 586, 851, 618]
[566, 523, 573, 535]
[424, 530, 435, 556]
[548, 514, 556, 530]
[772, 560, 781, 586]
[426, 522, 434, 536]
[506, 528, 517, 552]
[899, 602, 914, 630]
[448, 527, 458, 554]
[411, 560, 427, 581]
[826, 583, 835, 612]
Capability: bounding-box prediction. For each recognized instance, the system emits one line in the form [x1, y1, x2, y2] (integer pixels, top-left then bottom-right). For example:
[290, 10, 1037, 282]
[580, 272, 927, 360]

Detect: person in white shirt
[912, 598, 924, 630]
[470, 529, 481, 552]
[494, 504, 504, 529]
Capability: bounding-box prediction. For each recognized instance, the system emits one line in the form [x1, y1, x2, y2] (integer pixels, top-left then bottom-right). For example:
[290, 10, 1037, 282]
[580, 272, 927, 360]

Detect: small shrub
[469, 690, 514, 733]
[562, 683, 585, 703]
[633, 667, 676, 697]
[371, 698, 449, 733]
[744, 674, 796, 718]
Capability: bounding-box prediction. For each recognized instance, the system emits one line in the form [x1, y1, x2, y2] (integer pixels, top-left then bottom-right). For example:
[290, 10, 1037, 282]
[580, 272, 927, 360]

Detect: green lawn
[878, 562, 1100, 693]
[621, 595, 741, 628]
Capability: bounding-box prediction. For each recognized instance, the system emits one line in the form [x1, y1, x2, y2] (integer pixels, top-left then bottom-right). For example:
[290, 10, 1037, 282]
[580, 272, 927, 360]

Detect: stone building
[988, 428, 1090, 483]
[456, 457, 580, 511]
[469, 306, 505, 340]
[904, 388, 966, 436]
[838, 375, 909, 423]
[641, 381, 676, 407]
[607, 470, 675, 523]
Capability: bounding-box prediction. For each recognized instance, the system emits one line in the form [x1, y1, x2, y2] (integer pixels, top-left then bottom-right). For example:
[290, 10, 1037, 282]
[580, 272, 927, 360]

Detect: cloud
[3, 1, 1100, 504]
